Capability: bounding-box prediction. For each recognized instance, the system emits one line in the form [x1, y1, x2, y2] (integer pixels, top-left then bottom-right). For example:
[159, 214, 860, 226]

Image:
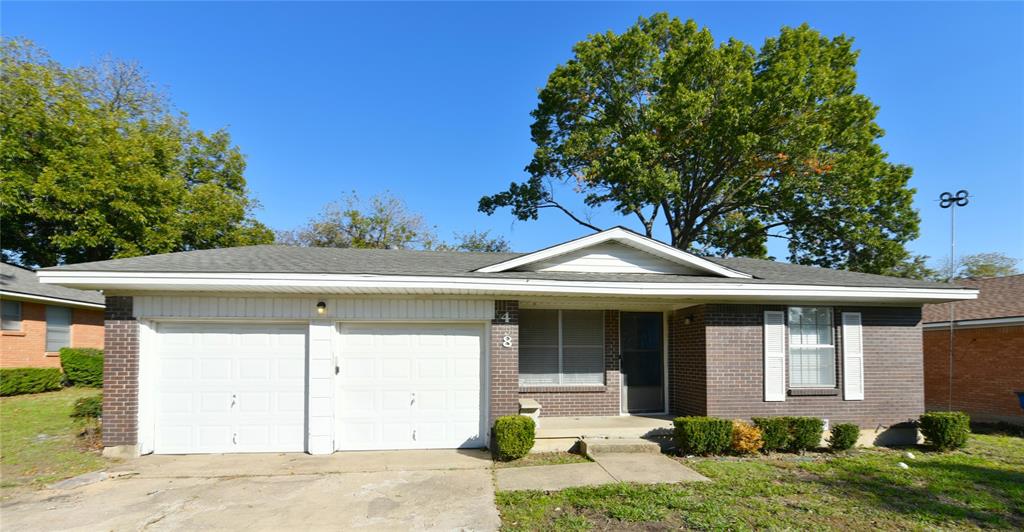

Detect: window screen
[46, 306, 72, 352]
[2, 300, 21, 331]
[787, 307, 836, 388]
[519, 309, 604, 386]
[560, 310, 604, 385]
[519, 309, 560, 385]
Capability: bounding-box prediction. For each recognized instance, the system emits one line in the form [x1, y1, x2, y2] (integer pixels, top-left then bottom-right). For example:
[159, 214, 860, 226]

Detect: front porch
[532, 414, 675, 453]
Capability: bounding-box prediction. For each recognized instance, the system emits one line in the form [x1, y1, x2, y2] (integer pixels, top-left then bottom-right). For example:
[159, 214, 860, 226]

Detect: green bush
[828, 423, 860, 451]
[59, 348, 103, 387]
[673, 416, 733, 455]
[919, 412, 970, 450]
[752, 416, 825, 452]
[787, 417, 825, 452]
[752, 417, 790, 452]
[493, 415, 535, 461]
[0, 368, 63, 396]
[71, 394, 103, 419]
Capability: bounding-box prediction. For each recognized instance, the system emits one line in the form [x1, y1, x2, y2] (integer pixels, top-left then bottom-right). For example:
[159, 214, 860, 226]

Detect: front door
[620, 312, 665, 413]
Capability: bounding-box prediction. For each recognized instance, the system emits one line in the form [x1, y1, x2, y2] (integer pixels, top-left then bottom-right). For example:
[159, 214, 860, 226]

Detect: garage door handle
[410, 392, 416, 406]
[231, 394, 237, 408]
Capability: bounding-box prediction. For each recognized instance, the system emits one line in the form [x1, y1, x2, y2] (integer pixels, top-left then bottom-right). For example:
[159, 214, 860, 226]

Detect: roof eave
[36, 270, 978, 304]
[0, 290, 105, 309]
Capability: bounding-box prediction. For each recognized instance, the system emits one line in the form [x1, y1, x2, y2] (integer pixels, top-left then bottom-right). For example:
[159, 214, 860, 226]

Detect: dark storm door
[620, 312, 665, 413]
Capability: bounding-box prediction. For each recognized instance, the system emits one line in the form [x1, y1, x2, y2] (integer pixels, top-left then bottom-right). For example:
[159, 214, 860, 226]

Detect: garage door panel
[336, 323, 484, 451]
[154, 323, 306, 454]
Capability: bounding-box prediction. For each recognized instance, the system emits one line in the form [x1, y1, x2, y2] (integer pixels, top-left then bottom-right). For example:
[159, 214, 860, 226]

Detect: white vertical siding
[133, 296, 494, 321]
[307, 320, 335, 455]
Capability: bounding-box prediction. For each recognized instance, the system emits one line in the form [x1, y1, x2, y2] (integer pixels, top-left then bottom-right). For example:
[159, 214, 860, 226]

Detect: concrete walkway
[1, 450, 500, 531]
[494, 452, 707, 491]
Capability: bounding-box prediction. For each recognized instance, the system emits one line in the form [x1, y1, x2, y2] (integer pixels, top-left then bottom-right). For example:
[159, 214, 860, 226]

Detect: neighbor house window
[787, 306, 836, 388]
[46, 306, 72, 352]
[519, 309, 604, 386]
[2, 300, 22, 331]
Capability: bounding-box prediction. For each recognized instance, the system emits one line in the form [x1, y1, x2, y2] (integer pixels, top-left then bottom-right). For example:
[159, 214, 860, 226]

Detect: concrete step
[579, 438, 663, 456]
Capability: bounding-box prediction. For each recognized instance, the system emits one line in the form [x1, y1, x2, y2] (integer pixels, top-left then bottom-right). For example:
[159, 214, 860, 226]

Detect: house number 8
[502, 335, 513, 348]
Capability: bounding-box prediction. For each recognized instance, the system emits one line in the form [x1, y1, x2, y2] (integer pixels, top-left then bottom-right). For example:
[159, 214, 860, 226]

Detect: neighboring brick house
[38, 228, 975, 457]
[1, 262, 105, 368]
[923, 274, 1024, 425]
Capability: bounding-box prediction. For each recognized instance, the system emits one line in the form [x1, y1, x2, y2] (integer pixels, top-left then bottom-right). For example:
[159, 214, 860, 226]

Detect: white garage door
[154, 323, 307, 454]
[336, 323, 485, 450]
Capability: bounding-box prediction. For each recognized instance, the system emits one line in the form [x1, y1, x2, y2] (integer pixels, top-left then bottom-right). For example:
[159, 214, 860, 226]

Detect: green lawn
[497, 434, 1024, 530]
[0, 387, 107, 493]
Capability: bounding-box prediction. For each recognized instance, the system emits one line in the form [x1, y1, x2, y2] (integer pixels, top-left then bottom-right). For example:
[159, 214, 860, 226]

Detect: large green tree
[0, 39, 273, 267]
[479, 14, 922, 274]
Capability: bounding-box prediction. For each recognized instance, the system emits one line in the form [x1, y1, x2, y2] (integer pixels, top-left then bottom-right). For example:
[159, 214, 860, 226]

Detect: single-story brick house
[1, 262, 105, 368]
[38, 228, 975, 457]
[923, 274, 1024, 425]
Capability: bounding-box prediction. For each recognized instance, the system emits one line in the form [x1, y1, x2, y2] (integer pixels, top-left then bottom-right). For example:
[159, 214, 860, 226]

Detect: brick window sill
[45, 352, 61, 357]
[788, 388, 839, 397]
[1, 331, 26, 336]
[519, 385, 608, 393]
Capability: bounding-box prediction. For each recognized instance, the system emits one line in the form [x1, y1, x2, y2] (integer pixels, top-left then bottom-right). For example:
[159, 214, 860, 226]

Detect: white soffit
[473, 227, 752, 279]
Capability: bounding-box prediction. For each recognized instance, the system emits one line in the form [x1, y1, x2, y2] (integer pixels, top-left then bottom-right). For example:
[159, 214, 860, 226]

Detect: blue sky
[5, 1, 1023, 266]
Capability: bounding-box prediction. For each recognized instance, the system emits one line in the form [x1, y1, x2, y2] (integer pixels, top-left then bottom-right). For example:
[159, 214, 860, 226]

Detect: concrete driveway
[0, 450, 500, 531]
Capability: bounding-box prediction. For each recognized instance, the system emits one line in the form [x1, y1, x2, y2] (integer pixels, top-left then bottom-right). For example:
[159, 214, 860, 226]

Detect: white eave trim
[0, 290, 105, 309]
[923, 316, 1024, 330]
[36, 270, 978, 302]
[473, 227, 752, 279]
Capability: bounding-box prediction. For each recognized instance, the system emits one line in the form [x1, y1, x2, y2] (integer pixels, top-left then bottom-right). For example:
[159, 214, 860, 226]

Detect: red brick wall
[668, 307, 706, 416]
[102, 296, 139, 447]
[489, 300, 519, 426]
[924, 325, 1024, 423]
[517, 309, 622, 417]
[1, 301, 104, 368]
[668, 304, 924, 428]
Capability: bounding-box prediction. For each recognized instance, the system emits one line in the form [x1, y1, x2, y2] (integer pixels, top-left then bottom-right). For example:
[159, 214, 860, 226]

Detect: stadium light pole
[939, 190, 969, 411]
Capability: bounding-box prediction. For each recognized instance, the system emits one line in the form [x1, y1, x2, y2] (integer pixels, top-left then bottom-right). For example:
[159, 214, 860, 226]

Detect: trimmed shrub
[673, 416, 733, 455]
[919, 412, 970, 450]
[752, 417, 790, 452]
[731, 420, 764, 454]
[59, 348, 103, 387]
[787, 417, 825, 452]
[828, 423, 860, 451]
[0, 368, 63, 396]
[493, 415, 535, 461]
[71, 394, 103, 419]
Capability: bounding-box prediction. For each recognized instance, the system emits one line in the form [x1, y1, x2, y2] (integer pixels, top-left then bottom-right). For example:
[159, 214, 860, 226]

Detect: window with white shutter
[763, 311, 786, 401]
[841, 312, 865, 400]
[787, 307, 836, 388]
[519, 309, 604, 386]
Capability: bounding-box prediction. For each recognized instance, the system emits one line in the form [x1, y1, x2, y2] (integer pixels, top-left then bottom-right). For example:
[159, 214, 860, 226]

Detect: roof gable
[474, 227, 752, 278]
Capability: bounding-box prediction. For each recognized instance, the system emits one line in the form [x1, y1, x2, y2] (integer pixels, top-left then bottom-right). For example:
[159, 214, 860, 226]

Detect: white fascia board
[36, 270, 979, 302]
[0, 290, 105, 309]
[923, 316, 1024, 330]
[473, 227, 752, 279]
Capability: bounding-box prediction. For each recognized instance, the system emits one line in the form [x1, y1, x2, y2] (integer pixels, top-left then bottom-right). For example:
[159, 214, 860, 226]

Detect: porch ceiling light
[316, 301, 327, 315]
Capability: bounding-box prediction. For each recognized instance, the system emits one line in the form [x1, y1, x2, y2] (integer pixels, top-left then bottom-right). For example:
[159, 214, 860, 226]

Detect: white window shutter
[763, 311, 786, 402]
[842, 312, 865, 401]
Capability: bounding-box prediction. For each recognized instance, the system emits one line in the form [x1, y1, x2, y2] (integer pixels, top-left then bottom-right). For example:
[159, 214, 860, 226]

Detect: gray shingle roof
[44, 245, 959, 290]
[923, 274, 1024, 322]
[2, 262, 105, 305]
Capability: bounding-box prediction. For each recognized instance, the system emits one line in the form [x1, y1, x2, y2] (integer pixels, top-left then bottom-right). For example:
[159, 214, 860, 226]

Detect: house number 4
[502, 335, 513, 348]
